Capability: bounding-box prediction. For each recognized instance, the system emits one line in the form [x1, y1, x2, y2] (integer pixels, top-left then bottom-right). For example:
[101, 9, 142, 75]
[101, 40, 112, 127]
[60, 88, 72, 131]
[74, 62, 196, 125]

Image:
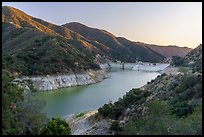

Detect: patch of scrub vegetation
[178, 66, 192, 74]
[122, 100, 202, 135]
[171, 44, 202, 73]
[75, 111, 86, 118]
[98, 89, 150, 120]
[3, 35, 100, 76]
[98, 68, 202, 135]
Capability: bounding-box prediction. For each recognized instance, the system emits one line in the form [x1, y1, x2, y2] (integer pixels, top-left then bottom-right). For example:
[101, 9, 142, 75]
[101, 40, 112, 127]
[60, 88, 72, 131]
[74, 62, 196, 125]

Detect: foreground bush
[2, 69, 48, 135]
[42, 117, 71, 135]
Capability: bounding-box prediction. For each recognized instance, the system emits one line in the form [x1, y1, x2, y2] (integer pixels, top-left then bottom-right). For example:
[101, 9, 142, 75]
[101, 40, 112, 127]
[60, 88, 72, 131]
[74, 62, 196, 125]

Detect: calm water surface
[37, 69, 160, 118]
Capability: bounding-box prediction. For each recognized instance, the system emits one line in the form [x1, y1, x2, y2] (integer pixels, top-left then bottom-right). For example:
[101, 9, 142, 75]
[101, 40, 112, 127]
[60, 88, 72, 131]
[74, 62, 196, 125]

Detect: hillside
[2, 6, 100, 76]
[3, 6, 162, 65]
[96, 45, 202, 135]
[63, 22, 165, 63]
[170, 44, 202, 73]
[185, 44, 202, 62]
[185, 44, 202, 73]
[144, 44, 191, 58]
[63, 22, 191, 61]
[63, 45, 202, 135]
[2, 6, 58, 36]
[2, 6, 192, 76]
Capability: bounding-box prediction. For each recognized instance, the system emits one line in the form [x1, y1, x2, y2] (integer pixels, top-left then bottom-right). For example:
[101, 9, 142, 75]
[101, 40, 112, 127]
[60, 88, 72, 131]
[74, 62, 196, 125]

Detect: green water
[37, 70, 160, 118]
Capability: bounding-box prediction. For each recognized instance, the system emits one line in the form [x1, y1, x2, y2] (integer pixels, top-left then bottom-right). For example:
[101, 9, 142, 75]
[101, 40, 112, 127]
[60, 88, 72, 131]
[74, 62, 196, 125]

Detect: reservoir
[37, 69, 160, 118]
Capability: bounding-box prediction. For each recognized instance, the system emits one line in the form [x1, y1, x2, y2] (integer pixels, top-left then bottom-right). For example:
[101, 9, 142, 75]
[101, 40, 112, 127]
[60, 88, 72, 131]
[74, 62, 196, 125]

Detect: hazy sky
[2, 2, 202, 48]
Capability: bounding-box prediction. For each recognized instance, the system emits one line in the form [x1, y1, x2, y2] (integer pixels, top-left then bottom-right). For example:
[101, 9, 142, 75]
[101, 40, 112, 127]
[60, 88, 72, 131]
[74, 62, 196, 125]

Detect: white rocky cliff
[16, 70, 109, 91]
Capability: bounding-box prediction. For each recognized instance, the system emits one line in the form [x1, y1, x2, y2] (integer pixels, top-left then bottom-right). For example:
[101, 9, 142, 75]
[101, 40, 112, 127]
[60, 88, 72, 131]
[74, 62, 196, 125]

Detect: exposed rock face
[17, 70, 109, 91]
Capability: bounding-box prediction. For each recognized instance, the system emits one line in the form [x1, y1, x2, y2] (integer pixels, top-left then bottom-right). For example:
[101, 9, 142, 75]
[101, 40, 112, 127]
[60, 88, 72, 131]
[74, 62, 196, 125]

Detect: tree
[98, 103, 113, 117]
[2, 69, 25, 135]
[171, 56, 186, 66]
[2, 69, 48, 135]
[42, 117, 71, 135]
[110, 120, 123, 135]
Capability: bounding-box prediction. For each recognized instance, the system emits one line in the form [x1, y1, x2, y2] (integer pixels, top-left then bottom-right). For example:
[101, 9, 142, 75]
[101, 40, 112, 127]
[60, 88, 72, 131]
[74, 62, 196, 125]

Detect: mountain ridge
[2, 6, 193, 76]
[63, 22, 192, 60]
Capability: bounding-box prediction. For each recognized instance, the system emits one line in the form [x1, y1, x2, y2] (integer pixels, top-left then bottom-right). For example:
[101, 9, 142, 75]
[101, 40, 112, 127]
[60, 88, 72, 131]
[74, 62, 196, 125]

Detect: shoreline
[16, 69, 110, 91]
[63, 66, 177, 135]
[16, 63, 171, 91]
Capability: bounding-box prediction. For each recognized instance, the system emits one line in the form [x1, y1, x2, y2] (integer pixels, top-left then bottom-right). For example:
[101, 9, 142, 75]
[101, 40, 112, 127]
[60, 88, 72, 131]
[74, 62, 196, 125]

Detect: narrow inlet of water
[36, 69, 160, 118]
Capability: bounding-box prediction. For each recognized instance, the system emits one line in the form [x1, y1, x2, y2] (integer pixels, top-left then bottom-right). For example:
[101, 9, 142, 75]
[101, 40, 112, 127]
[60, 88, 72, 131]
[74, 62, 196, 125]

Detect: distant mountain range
[2, 6, 192, 76]
[62, 22, 191, 59]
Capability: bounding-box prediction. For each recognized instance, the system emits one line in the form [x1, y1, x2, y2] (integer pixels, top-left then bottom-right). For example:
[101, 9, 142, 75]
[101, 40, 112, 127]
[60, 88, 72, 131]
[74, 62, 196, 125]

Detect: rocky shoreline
[16, 70, 110, 91]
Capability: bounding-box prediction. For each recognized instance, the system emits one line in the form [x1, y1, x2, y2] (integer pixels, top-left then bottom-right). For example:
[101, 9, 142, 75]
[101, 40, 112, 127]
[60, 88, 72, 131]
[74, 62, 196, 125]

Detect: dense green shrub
[98, 103, 113, 118]
[170, 104, 202, 135]
[2, 70, 25, 135]
[122, 100, 202, 135]
[110, 120, 122, 134]
[171, 56, 186, 66]
[168, 73, 202, 118]
[42, 117, 71, 135]
[2, 69, 48, 135]
[122, 100, 174, 135]
[170, 101, 194, 118]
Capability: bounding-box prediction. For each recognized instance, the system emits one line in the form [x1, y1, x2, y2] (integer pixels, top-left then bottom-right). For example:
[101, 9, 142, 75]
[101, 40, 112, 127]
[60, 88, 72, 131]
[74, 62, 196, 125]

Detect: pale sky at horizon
[2, 2, 202, 49]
